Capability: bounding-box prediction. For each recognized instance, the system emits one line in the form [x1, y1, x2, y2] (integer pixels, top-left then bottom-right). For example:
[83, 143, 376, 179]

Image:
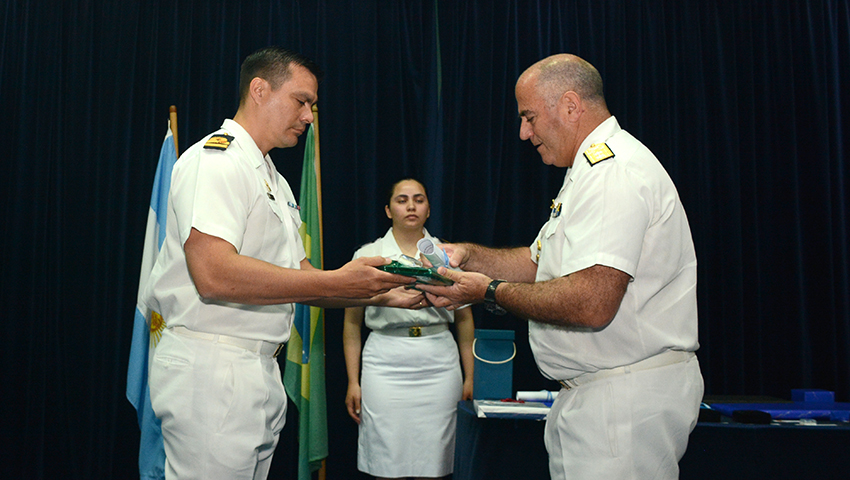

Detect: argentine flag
[126, 123, 177, 480]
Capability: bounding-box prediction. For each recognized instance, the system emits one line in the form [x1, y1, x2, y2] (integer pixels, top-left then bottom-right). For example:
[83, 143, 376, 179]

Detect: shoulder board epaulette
[584, 142, 615, 166]
[204, 134, 234, 151]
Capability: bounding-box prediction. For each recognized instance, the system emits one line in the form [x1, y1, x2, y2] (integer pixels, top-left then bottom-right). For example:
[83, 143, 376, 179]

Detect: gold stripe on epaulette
[204, 134, 234, 150]
[584, 143, 614, 166]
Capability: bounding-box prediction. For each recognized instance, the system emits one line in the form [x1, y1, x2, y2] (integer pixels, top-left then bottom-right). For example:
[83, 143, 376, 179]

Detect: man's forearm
[462, 244, 538, 283]
[495, 265, 629, 328]
[191, 250, 346, 305]
[185, 228, 414, 306]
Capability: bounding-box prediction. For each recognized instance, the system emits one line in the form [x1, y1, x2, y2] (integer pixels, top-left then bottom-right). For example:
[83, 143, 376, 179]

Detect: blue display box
[792, 389, 834, 403]
[472, 329, 516, 400]
[709, 390, 850, 422]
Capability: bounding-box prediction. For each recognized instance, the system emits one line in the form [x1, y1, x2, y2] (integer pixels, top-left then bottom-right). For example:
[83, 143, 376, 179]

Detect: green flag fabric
[283, 122, 328, 480]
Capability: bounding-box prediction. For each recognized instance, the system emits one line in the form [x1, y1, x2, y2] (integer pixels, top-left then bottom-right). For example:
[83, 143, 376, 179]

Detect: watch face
[486, 280, 504, 301]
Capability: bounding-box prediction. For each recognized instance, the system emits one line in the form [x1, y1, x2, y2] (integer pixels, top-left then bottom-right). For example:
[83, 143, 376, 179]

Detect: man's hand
[442, 243, 471, 269]
[333, 256, 416, 298]
[372, 285, 428, 309]
[420, 242, 471, 270]
[415, 267, 492, 310]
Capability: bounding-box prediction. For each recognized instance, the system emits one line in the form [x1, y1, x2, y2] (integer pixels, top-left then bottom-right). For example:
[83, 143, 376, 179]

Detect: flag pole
[169, 105, 179, 157]
[312, 104, 323, 269]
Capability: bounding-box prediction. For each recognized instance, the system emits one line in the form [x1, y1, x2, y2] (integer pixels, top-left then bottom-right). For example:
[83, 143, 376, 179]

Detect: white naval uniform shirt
[353, 228, 453, 330]
[529, 116, 699, 381]
[145, 118, 305, 344]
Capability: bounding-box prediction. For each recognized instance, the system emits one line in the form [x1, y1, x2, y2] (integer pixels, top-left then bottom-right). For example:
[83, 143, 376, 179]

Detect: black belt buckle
[409, 326, 422, 337]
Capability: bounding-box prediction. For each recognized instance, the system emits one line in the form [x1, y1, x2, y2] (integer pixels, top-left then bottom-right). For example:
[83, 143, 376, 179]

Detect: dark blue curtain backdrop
[2, 1, 848, 478]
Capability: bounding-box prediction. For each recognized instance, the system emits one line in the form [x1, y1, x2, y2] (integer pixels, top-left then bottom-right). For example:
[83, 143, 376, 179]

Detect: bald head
[515, 54, 612, 167]
[519, 54, 608, 111]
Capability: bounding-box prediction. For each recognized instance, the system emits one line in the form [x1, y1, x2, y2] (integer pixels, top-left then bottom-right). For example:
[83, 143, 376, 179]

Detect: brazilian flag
[283, 120, 328, 480]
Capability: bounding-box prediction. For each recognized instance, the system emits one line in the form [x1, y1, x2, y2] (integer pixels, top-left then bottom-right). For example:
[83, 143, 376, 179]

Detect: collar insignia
[550, 199, 562, 218]
[584, 143, 614, 166]
[204, 134, 234, 150]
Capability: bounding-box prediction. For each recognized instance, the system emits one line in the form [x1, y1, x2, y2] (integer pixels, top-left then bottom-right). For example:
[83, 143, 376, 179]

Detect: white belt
[373, 324, 449, 338]
[171, 326, 285, 358]
[559, 350, 695, 390]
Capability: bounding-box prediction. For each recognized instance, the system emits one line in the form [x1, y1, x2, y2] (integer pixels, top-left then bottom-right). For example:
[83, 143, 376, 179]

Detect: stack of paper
[473, 399, 550, 419]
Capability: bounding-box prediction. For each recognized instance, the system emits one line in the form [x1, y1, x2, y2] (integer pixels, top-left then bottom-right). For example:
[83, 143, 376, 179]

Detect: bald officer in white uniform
[419, 54, 704, 480]
[145, 47, 422, 480]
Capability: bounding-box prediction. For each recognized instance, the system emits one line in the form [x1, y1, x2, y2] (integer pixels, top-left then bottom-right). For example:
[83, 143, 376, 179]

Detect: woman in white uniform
[343, 178, 475, 480]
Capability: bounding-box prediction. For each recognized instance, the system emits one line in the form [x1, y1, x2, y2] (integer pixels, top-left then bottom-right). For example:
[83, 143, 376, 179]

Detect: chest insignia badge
[550, 199, 562, 218]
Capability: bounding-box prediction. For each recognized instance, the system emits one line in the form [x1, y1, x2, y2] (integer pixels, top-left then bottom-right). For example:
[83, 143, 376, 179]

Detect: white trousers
[150, 328, 287, 480]
[545, 355, 704, 480]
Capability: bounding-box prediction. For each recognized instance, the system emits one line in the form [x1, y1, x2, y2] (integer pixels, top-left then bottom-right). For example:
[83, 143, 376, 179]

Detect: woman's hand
[462, 376, 474, 400]
[345, 383, 362, 424]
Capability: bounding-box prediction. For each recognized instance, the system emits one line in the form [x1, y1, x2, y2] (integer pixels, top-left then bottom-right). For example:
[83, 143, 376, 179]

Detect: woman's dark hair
[386, 178, 428, 206]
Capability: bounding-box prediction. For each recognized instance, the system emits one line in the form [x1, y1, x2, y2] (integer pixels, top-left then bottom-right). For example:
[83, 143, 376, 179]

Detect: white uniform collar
[220, 118, 279, 192]
[578, 116, 620, 159]
[220, 118, 270, 170]
[379, 227, 437, 258]
[559, 116, 622, 194]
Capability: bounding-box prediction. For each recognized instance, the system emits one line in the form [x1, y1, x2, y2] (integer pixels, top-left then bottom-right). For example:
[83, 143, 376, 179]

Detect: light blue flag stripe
[126, 125, 177, 480]
[150, 134, 175, 249]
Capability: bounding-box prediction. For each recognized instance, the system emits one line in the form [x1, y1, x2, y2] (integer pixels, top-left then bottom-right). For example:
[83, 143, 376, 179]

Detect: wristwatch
[483, 279, 507, 315]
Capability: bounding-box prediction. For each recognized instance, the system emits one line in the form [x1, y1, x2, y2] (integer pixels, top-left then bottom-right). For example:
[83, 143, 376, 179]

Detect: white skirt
[358, 329, 462, 477]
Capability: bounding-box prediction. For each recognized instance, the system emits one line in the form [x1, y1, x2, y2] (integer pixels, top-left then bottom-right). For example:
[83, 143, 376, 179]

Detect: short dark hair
[238, 46, 323, 104]
[387, 178, 429, 206]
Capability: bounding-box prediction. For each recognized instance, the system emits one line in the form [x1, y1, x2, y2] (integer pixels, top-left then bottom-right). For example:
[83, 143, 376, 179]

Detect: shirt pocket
[537, 215, 565, 280]
[266, 194, 285, 223]
[286, 202, 303, 229]
[542, 214, 563, 240]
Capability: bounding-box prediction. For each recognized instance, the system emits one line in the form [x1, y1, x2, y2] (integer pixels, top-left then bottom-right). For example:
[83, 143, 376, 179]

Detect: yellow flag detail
[149, 311, 165, 348]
